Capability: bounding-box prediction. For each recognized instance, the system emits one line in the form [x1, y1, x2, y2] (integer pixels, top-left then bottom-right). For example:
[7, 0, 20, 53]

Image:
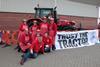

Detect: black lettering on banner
[81, 38, 88, 45]
[73, 39, 78, 47]
[58, 40, 63, 48]
[62, 40, 67, 48]
[77, 38, 81, 46]
[68, 39, 73, 47]
[57, 32, 88, 49]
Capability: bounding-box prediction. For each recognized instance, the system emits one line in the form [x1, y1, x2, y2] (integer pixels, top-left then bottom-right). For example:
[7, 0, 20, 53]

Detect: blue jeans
[23, 50, 38, 62]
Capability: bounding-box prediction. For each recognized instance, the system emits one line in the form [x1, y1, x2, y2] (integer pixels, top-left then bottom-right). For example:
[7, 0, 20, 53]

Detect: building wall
[0, 0, 98, 30]
[0, 12, 97, 31]
[0, 0, 98, 18]
[0, 12, 34, 31]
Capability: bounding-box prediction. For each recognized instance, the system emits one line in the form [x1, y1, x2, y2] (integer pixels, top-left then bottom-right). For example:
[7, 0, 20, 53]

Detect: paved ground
[0, 44, 100, 67]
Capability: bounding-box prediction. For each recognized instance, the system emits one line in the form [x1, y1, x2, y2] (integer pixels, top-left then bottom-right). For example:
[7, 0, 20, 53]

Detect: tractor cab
[34, 7, 54, 18]
[34, 7, 58, 23]
[27, 7, 58, 28]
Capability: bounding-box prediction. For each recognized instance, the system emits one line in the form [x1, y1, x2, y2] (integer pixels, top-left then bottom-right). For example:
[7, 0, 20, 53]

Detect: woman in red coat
[20, 29, 44, 65]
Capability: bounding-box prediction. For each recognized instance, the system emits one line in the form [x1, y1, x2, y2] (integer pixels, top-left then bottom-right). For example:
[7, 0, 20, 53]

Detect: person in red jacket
[19, 19, 28, 31]
[18, 19, 28, 44]
[18, 30, 31, 53]
[18, 19, 28, 43]
[16, 19, 28, 52]
[31, 20, 39, 41]
[20, 29, 44, 65]
[43, 32, 53, 52]
[49, 18, 57, 50]
[39, 17, 49, 36]
[2, 30, 11, 48]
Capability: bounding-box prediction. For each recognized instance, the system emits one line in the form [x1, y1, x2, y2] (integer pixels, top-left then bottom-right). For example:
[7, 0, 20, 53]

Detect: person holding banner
[0, 30, 3, 45]
[49, 18, 57, 50]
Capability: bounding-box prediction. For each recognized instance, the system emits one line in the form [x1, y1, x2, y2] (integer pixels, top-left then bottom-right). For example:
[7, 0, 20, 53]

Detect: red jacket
[31, 25, 39, 32]
[31, 25, 39, 41]
[30, 37, 44, 53]
[18, 32, 31, 52]
[19, 23, 28, 31]
[18, 31, 25, 43]
[49, 23, 57, 36]
[31, 31, 37, 41]
[40, 22, 49, 35]
[43, 36, 53, 48]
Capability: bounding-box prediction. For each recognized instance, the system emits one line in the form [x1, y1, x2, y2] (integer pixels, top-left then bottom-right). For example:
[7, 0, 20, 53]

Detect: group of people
[0, 16, 77, 65]
[17, 17, 57, 65]
[0, 17, 57, 65]
[0, 30, 18, 47]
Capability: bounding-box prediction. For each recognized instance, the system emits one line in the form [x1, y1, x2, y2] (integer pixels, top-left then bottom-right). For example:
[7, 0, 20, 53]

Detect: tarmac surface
[0, 44, 100, 67]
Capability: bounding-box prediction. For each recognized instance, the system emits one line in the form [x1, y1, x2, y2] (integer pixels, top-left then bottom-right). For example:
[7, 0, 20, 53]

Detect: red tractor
[26, 7, 77, 31]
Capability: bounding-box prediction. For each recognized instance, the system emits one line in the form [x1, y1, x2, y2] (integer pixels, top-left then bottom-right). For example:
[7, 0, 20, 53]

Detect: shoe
[52, 45, 56, 51]
[21, 55, 24, 57]
[2, 45, 8, 48]
[20, 59, 25, 65]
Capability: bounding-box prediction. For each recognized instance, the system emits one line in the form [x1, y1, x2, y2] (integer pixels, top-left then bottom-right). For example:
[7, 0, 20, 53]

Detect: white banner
[55, 30, 99, 50]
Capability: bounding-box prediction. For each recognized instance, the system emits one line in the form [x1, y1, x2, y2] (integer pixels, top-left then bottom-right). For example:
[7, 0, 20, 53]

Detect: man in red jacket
[31, 20, 39, 41]
[20, 29, 44, 65]
[39, 17, 49, 36]
[49, 18, 57, 50]
[19, 19, 28, 31]
[17, 30, 31, 53]
[43, 32, 53, 52]
[16, 19, 28, 52]
[18, 19, 28, 44]
[18, 19, 28, 42]
[19, 30, 31, 52]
